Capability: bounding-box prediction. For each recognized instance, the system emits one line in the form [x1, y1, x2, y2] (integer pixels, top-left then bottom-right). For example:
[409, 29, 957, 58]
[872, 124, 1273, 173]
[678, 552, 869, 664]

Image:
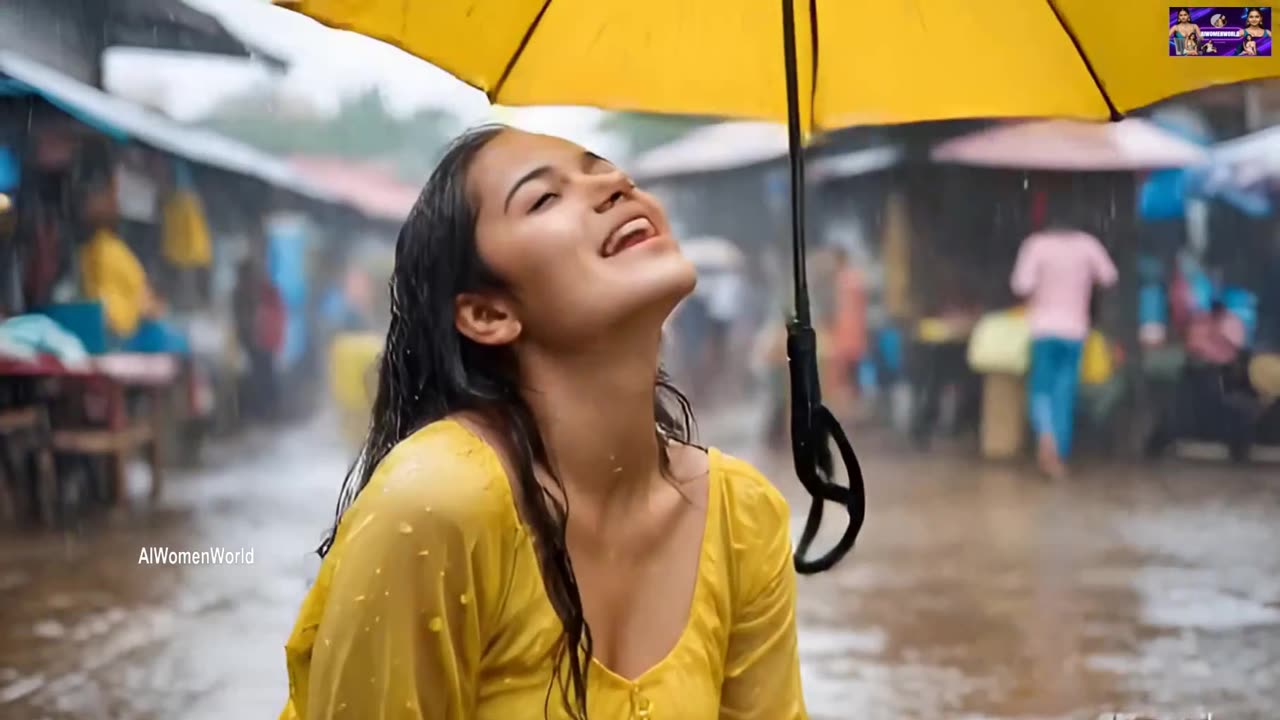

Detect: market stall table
[0, 353, 178, 518]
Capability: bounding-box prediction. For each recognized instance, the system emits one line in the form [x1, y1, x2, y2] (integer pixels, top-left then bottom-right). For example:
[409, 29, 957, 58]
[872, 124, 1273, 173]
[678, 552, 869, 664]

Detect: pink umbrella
[931, 118, 1207, 171]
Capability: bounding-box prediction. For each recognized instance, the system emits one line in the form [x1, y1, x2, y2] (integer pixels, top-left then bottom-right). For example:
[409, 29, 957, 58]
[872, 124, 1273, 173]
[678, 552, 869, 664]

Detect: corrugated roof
[630, 122, 789, 181]
[0, 50, 331, 201]
[290, 157, 419, 223]
[931, 118, 1208, 171]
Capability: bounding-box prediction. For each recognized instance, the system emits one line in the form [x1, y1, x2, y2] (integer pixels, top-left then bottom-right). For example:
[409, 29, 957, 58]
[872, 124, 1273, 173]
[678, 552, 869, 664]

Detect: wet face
[1178, 10, 1190, 23]
[460, 130, 695, 351]
[1248, 10, 1262, 26]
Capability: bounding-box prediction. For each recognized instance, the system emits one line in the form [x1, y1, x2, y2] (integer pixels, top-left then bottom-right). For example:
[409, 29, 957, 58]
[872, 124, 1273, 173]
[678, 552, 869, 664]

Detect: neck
[517, 323, 665, 509]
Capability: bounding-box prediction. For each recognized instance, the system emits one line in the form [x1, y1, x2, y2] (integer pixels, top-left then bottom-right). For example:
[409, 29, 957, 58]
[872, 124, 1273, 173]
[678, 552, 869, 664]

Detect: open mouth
[602, 216, 658, 257]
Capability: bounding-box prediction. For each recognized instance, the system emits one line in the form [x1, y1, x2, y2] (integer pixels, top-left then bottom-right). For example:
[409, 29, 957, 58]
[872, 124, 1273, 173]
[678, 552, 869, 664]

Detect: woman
[280, 127, 806, 720]
[1169, 8, 1201, 55]
[1010, 220, 1117, 478]
[1243, 7, 1271, 40]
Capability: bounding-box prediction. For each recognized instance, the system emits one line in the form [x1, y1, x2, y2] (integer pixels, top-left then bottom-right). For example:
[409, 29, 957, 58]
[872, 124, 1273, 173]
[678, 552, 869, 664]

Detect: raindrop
[364, 626, 370, 633]
[460, 594, 470, 606]
[503, 677, 513, 685]
[375, 567, 382, 575]
[406, 701, 417, 711]
[353, 595, 366, 603]
[375, 615, 381, 624]
[417, 549, 430, 557]
[337, 703, 347, 712]
[424, 505, 433, 513]
[429, 617, 444, 632]
[399, 521, 414, 535]
[323, 638, 331, 648]
[613, 466, 623, 474]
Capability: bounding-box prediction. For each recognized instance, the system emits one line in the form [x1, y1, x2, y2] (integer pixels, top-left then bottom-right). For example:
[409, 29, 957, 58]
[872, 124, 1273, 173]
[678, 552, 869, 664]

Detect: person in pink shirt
[1011, 227, 1118, 476]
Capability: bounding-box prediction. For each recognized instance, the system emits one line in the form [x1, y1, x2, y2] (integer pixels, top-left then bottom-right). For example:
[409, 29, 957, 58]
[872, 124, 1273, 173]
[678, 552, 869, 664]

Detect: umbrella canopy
[932, 118, 1209, 171]
[278, 0, 1278, 128]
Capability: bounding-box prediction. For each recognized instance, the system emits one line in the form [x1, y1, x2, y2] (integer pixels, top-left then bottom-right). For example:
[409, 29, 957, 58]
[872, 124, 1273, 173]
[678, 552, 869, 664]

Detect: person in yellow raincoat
[281, 127, 806, 720]
[78, 176, 162, 339]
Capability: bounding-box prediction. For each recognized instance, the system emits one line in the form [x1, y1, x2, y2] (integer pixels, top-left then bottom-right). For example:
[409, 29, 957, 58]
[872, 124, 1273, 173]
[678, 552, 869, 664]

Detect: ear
[455, 291, 521, 346]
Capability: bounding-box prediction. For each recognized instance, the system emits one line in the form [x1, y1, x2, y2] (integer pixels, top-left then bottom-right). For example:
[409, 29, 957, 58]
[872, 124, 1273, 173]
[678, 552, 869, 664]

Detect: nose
[590, 169, 633, 213]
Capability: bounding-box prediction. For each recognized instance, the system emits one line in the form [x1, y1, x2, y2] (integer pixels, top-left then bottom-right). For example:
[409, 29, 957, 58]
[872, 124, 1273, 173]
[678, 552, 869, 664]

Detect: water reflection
[1, 419, 1279, 719]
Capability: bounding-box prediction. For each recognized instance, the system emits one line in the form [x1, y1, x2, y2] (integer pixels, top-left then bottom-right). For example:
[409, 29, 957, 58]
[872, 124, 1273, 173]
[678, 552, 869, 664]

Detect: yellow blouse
[281, 419, 806, 719]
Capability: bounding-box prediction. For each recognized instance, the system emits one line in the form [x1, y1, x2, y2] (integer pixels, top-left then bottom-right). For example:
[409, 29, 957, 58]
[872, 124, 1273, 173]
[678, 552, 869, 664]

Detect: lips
[602, 216, 658, 257]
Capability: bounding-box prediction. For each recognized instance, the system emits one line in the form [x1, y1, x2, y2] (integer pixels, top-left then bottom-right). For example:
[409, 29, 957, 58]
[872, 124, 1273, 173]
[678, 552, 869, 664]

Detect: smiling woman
[279, 126, 807, 720]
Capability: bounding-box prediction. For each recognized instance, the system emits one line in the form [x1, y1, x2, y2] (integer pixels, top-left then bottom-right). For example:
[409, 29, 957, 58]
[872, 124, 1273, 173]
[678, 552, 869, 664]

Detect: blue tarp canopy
[0, 50, 333, 202]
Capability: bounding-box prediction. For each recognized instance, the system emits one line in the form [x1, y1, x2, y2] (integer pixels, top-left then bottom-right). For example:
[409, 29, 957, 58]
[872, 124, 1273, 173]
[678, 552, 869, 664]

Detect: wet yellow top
[280, 419, 806, 720]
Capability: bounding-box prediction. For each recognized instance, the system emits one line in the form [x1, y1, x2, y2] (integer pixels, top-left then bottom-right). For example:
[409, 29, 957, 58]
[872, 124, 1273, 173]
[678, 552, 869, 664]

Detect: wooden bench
[0, 405, 56, 525]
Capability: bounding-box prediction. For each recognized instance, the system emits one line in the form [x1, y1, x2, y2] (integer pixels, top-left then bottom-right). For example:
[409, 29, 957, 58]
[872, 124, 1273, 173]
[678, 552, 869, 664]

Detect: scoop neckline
[443, 418, 723, 688]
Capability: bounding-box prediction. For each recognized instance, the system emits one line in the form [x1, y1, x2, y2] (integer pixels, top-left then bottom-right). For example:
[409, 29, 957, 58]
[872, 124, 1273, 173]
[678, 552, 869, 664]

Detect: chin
[607, 254, 697, 327]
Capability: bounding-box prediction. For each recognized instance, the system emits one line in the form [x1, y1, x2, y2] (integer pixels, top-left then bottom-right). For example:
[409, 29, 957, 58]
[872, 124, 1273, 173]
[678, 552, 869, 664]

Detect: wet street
[2, 411, 1279, 720]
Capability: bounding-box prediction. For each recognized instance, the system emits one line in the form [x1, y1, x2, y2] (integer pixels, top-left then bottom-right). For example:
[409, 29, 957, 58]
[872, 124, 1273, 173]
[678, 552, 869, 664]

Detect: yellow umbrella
[277, 0, 1277, 127]
[277, 0, 1279, 574]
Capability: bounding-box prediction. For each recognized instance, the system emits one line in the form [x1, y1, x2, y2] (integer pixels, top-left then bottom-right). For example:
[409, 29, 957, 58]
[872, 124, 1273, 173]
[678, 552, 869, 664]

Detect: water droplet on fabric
[418, 549, 430, 557]
[460, 593, 469, 605]
[424, 505, 433, 513]
[399, 521, 414, 535]
[353, 595, 366, 603]
[375, 567, 382, 575]
[429, 616, 444, 632]
[375, 615, 381, 624]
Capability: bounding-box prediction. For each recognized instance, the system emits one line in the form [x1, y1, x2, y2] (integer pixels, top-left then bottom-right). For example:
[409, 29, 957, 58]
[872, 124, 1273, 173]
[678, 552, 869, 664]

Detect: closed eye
[530, 192, 558, 213]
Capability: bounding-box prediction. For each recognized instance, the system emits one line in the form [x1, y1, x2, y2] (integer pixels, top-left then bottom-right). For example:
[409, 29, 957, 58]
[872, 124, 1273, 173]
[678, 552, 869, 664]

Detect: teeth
[608, 217, 654, 255]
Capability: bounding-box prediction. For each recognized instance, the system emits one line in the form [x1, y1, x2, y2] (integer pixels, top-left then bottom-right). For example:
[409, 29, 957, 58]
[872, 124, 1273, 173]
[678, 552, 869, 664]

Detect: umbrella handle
[786, 322, 867, 575]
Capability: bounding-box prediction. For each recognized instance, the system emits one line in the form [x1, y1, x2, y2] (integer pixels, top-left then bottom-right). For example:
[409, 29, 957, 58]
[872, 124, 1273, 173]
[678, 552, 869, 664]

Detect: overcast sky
[103, 0, 621, 155]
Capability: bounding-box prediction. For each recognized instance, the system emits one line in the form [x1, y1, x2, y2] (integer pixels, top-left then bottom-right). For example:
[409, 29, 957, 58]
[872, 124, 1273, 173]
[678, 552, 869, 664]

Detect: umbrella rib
[491, 0, 554, 102]
[1045, 0, 1123, 121]
[807, 0, 819, 126]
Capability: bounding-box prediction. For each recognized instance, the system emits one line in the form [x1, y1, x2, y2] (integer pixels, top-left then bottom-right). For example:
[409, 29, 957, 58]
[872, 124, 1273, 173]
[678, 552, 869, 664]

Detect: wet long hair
[318, 125, 696, 719]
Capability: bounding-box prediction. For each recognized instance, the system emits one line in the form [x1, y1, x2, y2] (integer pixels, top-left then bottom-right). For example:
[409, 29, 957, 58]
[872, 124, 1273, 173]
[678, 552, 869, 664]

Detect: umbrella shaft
[781, 0, 811, 327]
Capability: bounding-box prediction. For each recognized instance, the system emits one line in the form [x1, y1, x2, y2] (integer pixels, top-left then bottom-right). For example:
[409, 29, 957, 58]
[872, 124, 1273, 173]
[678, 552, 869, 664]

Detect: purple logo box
[1169, 6, 1272, 55]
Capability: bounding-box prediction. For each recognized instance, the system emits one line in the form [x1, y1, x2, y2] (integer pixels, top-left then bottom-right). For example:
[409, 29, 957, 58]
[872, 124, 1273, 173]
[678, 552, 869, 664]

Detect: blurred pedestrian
[830, 247, 868, 419]
[1147, 300, 1253, 461]
[1011, 222, 1117, 477]
[280, 127, 805, 720]
[234, 256, 284, 422]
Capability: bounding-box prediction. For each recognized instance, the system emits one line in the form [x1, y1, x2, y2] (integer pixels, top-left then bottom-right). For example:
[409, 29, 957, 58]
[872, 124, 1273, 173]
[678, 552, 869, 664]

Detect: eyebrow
[503, 151, 612, 213]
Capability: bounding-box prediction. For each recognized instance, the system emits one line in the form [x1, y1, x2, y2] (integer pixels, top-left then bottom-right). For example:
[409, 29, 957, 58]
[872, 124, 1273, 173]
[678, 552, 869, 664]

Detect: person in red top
[235, 256, 285, 422]
[1148, 301, 1254, 461]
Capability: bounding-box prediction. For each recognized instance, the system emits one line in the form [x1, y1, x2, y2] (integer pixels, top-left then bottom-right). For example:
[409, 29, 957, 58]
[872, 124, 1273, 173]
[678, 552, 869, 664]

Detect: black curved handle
[786, 321, 868, 575]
